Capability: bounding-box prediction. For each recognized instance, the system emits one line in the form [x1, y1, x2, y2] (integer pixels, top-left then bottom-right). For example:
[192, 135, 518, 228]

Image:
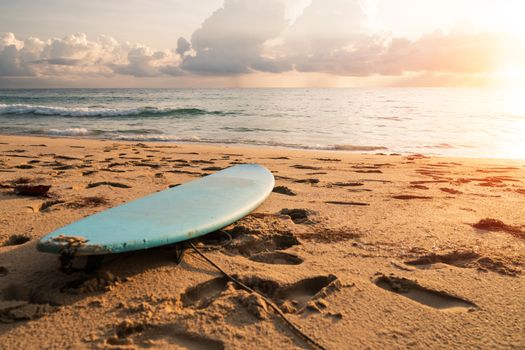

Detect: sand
[0, 134, 524, 349]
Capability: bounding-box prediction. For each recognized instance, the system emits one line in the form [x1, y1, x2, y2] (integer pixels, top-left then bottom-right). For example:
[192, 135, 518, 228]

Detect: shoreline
[0, 132, 389, 155]
[1, 133, 524, 162]
[0, 134, 524, 349]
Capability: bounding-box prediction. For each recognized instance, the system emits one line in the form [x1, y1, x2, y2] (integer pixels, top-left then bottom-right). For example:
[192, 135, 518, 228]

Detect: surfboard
[37, 164, 274, 256]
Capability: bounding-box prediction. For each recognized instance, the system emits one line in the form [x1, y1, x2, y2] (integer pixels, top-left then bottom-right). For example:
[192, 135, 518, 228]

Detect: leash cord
[189, 242, 328, 350]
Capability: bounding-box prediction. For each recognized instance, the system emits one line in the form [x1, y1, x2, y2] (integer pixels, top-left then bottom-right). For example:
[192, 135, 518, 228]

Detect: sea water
[1, 88, 524, 159]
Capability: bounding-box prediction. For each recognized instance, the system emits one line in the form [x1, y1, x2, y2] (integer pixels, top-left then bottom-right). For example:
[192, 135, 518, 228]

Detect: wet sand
[0, 134, 524, 349]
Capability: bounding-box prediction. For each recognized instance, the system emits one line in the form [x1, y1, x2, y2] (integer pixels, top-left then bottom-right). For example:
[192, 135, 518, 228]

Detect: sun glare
[502, 87, 525, 116]
[492, 65, 525, 88]
[496, 66, 525, 83]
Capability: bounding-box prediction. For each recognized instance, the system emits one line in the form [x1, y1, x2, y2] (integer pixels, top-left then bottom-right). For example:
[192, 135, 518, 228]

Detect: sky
[1, 0, 524, 88]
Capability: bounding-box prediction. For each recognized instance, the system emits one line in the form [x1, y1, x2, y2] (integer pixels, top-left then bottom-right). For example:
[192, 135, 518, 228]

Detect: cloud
[1, 0, 524, 85]
[378, 31, 513, 75]
[0, 32, 181, 78]
[175, 37, 191, 57]
[32, 58, 81, 66]
[291, 30, 518, 77]
[275, 0, 524, 77]
[284, 0, 369, 55]
[110, 46, 184, 77]
[180, 0, 289, 74]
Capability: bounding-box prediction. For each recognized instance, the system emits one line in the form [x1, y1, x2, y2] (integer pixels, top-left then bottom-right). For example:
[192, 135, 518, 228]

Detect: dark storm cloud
[180, 0, 288, 74]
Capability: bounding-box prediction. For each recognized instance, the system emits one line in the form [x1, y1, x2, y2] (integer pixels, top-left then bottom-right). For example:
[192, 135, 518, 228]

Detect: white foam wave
[48, 128, 90, 136]
[0, 103, 160, 117]
[112, 134, 175, 141]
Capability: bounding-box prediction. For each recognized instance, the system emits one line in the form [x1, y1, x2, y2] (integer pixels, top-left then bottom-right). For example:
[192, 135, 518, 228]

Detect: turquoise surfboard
[37, 164, 274, 256]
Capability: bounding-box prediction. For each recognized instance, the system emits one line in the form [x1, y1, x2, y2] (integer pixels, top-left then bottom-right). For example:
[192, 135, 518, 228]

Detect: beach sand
[0, 134, 524, 349]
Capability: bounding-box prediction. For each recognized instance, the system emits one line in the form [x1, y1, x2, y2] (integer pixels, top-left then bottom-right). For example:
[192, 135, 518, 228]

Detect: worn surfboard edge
[36, 164, 274, 256]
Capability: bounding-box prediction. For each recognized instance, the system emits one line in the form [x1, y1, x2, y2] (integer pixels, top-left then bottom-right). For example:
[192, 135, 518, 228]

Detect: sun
[492, 65, 525, 87]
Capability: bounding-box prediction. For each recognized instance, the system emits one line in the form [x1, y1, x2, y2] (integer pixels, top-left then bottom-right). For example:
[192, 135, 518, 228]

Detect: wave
[421, 143, 455, 149]
[221, 126, 290, 133]
[108, 134, 385, 152]
[0, 125, 399, 154]
[48, 128, 91, 136]
[334, 144, 388, 151]
[0, 103, 230, 117]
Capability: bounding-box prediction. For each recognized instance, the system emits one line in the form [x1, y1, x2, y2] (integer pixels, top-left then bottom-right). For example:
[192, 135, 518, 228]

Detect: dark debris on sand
[279, 208, 312, 224]
[14, 184, 51, 196]
[325, 201, 369, 206]
[87, 181, 131, 189]
[272, 186, 296, 196]
[67, 196, 110, 209]
[294, 178, 320, 184]
[3, 234, 31, 246]
[392, 195, 432, 200]
[472, 218, 525, 239]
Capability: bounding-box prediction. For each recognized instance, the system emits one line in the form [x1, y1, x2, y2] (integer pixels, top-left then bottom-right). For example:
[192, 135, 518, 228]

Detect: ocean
[0, 88, 524, 159]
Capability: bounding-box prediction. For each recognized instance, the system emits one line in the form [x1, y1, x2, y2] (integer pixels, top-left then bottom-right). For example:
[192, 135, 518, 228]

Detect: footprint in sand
[404, 251, 521, 276]
[136, 327, 224, 349]
[405, 251, 480, 268]
[249, 251, 303, 265]
[197, 224, 303, 266]
[223, 231, 301, 264]
[181, 277, 229, 308]
[181, 274, 340, 315]
[0, 300, 57, 323]
[279, 208, 312, 224]
[276, 275, 340, 313]
[373, 274, 477, 312]
[1, 284, 59, 322]
[108, 321, 225, 350]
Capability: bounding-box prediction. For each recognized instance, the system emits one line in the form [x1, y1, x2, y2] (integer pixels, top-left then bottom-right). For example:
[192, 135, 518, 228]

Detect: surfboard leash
[58, 239, 85, 274]
[189, 242, 329, 350]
